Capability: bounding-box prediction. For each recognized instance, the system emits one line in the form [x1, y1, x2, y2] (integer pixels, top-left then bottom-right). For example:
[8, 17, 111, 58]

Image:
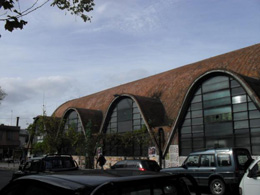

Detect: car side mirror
[182, 164, 187, 169]
[111, 165, 115, 169]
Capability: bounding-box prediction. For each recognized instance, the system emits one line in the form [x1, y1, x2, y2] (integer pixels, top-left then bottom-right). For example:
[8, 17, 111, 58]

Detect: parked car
[110, 159, 161, 172]
[1, 171, 201, 195]
[12, 154, 78, 180]
[239, 157, 260, 195]
[161, 148, 253, 195]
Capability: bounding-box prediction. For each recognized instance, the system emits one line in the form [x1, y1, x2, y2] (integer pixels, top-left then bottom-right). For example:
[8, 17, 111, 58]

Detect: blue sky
[0, 0, 259, 128]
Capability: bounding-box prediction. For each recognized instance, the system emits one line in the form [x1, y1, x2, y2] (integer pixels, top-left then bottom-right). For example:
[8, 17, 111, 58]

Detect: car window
[217, 154, 231, 166]
[126, 161, 138, 168]
[235, 149, 252, 169]
[184, 155, 199, 167]
[114, 161, 126, 168]
[200, 154, 215, 167]
[142, 161, 160, 171]
[24, 160, 41, 171]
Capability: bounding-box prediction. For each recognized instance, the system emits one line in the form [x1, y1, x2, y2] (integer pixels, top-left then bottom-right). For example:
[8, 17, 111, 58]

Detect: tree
[0, 86, 6, 104]
[28, 115, 62, 155]
[0, 0, 94, 34]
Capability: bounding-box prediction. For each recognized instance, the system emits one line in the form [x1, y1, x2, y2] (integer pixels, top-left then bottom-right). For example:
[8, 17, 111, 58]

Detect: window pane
[111, 117, 117, 122]
[192, 118, 203, 125]
[195, 87, 202, 95]
[204, 106, 231, 116]
[203, 76, 229, 85]
[203, 80, 229, 93]
[203, 90, 230, 101]
[191, 102, 202, 111]
[232, 95, 247, 104]
[251, 128, 260, 134]
[252, 146, 260, 155]
[249, 110, 260, 119]
[203, 97, 231, 109]
[250, 119, 260, 128]
[118, 121, 132, 132]
[233, 103, 247, 112]
[234, 120, 249, 129]
[193, 133, 204, 137]
[192, 125, 204, 133]
[133, 107, 139, 113]
[235, 128, 249, 134]
[118, 98, 132, 109]
[232, 87, 246, 96]
[248, 102, 257, 110]
[193, 138, 204, 148]
[204, 112, 232, 123]
[191, 95, 202, 103]
[234, 112, 248, 121]
[235, 135, 250, 147]
[181, 139, 192, 148]
[181, 126, 191, 134]
[182, 119, 191, 126]
[251, 136, 260, 145]
[133, 113, 141, 119]
[181, 148, 192, 156]
[205, 122, 233, 136]
[231, 80, 240, 88]
[133, 119, 141, 126]
[191, 110, 203, 118]
[118, 109, 132, 122]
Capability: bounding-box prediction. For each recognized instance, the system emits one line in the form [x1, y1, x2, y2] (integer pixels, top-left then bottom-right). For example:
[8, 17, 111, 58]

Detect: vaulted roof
[53, 44, 260, 134]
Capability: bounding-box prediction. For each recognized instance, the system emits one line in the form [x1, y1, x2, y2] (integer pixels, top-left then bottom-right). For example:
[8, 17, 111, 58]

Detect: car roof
[189, 147, 250, 155]
[14, 171, 172, 191]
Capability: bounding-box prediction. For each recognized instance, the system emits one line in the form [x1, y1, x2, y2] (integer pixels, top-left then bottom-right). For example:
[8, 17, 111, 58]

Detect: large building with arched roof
[53, 44, 260, 167]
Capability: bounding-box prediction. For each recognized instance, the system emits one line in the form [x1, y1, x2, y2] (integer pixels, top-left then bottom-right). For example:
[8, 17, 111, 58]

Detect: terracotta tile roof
[53, 44, 260, 130]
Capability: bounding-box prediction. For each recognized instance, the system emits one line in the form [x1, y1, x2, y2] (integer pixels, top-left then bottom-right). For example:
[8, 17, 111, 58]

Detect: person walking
[96, 154, 106, 170]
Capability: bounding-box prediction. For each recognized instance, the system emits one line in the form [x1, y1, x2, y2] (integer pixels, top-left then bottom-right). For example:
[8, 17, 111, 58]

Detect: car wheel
[210, 179, 225, 195]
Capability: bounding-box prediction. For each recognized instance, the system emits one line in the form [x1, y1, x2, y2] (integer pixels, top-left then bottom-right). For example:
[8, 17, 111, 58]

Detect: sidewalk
[0, 162, 19, 170]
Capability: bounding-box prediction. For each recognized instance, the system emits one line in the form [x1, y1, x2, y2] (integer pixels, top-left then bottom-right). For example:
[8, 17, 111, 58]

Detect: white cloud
[0, 76, 81, 127]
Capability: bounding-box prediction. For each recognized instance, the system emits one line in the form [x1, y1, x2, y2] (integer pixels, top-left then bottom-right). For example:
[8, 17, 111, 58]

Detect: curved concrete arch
[61, 108, 86, 135]
[163, 69, 260, 156]
[99, 94, 164, 148]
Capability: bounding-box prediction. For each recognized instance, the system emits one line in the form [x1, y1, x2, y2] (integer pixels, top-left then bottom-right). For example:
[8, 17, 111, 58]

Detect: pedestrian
[96, 154, 106, 170]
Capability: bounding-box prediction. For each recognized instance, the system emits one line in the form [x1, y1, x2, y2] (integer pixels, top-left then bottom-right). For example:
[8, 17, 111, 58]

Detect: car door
[197, 154, 216, 186]
[242, 159, 260, 195]
[183, 155, 200, 182]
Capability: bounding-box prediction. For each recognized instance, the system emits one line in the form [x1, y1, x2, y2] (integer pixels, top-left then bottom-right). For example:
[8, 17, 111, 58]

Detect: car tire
[210, 179, 225, 195]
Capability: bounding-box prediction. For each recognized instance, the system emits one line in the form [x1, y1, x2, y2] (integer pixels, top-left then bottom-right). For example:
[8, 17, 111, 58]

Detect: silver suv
[161, 148, 252, 195]
[111, 159, 161, 172]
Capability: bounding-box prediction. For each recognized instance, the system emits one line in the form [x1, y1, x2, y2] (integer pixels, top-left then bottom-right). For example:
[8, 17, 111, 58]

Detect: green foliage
[29, 116, 62, 155]
[0, 0, 95, 34]
[104, 125, 152, 153]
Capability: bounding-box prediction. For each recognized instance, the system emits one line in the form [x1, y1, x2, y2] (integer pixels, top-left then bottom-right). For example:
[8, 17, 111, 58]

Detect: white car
[239, 158, 260, 195]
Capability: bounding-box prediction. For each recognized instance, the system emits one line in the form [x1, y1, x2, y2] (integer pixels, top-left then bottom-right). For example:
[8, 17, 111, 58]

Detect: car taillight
[139, 168, 146, 171]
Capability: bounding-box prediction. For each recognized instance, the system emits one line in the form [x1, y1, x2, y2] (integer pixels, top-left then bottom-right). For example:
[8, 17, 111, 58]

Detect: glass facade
[180, 75, 260, 156]
[64, 111, 82, 132]
[105, 98, 147, 156]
